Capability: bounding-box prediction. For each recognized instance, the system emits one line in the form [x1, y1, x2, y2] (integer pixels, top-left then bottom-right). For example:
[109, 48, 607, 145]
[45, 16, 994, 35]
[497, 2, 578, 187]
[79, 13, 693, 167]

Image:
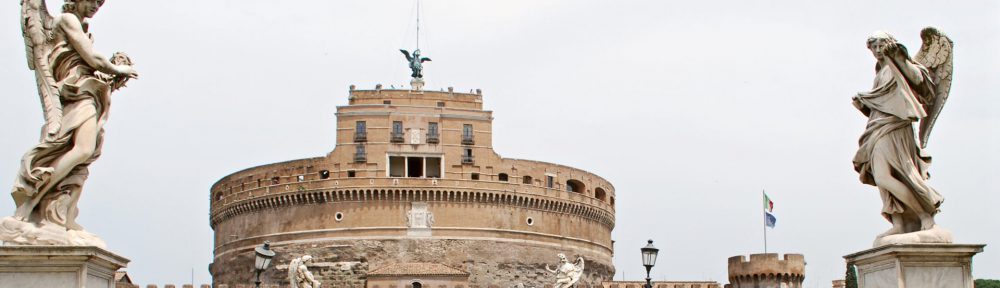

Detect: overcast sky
[0, 1, 997, 287]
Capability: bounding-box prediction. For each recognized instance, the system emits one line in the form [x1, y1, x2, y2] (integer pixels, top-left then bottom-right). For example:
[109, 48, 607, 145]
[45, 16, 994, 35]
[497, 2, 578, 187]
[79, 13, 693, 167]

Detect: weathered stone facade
[210, 87, 616, 287]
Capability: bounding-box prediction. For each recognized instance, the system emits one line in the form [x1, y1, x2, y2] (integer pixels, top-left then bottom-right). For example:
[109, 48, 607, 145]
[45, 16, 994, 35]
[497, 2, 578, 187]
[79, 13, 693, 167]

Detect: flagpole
[762, 190, 768, 254]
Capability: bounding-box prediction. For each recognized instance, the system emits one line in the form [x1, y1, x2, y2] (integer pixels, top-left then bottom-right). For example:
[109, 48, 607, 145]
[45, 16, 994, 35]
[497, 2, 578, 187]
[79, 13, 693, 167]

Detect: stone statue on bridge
[288, 255, 322, 288]
[852, 27, 954, 247]
[545, 253, 584, 288]
[1, 0, 138, 248]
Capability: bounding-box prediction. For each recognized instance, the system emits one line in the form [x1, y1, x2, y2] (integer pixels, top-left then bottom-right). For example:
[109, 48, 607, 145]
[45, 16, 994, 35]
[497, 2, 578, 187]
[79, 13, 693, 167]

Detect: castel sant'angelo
[208, 80, 617, 287]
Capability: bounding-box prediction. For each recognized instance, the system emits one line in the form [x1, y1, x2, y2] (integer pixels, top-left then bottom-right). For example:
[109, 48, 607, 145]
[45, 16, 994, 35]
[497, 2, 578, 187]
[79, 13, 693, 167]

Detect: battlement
[347, 84, 483, 110]
[727, 253, 805, 288]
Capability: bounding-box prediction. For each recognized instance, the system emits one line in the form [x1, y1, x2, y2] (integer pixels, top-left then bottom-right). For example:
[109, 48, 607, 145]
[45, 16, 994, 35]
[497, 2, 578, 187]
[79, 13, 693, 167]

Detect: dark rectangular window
[354, 144, 366, 162]
[347, 170, 356, 178]
[426, 157, 441, 178]
[354, 121, 367, 142]
[407, 157, 424, 177]
[462, 148, 474, 164]
[428, 122, 439, 135]
[462, 124, 474, 145]
[389, 156, 405, 177]
[426, 122, 440, 144]
[463, 124, 472, 137]
[383, 100, 391, 105]
[391, 121, 404, 143]
[437, 101, 445, 107]
[393, 121, 403, 134]
[546, 176, 554, 188]
[471, 173, 480, 180]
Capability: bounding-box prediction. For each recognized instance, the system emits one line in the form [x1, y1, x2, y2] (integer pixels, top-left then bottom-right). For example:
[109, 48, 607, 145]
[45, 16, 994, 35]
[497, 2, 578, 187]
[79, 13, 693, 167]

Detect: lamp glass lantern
[641, 239, 659, 268]
[254, 241, 276, 271]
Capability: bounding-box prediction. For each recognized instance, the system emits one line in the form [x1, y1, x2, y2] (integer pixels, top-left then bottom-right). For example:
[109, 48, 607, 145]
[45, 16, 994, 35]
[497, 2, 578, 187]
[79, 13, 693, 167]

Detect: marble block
[844, 244, 984, 288]
[0, 246, 129, 288]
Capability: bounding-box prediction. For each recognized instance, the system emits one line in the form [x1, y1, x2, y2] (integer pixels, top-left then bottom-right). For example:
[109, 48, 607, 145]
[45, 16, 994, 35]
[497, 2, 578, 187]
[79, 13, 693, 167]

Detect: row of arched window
[493, 173, 612, 204]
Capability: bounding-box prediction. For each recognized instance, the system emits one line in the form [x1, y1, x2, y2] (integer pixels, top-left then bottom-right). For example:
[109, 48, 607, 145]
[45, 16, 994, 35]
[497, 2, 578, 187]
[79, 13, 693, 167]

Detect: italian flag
[763, 193, 774, 213]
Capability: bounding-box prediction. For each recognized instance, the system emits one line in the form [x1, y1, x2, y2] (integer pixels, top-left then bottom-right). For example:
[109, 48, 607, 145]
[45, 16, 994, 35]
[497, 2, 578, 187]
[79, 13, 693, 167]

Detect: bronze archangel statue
[852, 28, 953, 247]
[0, 0, 137, 248]
[400, 49, 431, 79]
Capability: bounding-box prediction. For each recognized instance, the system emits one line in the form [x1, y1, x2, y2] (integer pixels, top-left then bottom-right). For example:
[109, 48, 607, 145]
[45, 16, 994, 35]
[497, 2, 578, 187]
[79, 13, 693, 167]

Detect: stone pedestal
[844, 244, 984, 288]
[410, 77, 425, 91]
[0, 246, 129, 288]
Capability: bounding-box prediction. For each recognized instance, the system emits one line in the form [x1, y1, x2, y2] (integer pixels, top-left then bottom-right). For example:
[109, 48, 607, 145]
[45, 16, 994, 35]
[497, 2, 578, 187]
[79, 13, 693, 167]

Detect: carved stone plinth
[844, 244, 984, 288]
[410, 77, 425, 91]
[0, 246, 129, 288]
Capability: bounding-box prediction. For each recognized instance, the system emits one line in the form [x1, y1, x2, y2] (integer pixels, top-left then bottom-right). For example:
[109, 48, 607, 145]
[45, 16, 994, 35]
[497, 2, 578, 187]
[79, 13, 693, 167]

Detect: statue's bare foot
[13, 206, 31, 221]
[920, 216, 936, 231]
[65, 220, 84, 231]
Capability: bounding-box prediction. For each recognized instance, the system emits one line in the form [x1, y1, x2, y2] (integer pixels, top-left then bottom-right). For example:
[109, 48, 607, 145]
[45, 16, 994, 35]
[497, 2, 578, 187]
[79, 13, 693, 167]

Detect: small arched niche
[595, 187, 607, 202]
[566, 179, 585, 193]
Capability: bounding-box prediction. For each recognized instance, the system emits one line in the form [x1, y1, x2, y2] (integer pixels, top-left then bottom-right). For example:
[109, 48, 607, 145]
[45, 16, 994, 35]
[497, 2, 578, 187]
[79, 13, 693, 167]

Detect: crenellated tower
[727, 253, 805, 288]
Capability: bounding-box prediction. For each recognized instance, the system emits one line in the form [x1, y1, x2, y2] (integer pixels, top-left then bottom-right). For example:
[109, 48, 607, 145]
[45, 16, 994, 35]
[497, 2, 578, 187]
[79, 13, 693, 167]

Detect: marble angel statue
[288, 255, 322, 288]
[545, 253, 584, 288]
[851, 27, 953, 247]
[0, 0, 137, 248]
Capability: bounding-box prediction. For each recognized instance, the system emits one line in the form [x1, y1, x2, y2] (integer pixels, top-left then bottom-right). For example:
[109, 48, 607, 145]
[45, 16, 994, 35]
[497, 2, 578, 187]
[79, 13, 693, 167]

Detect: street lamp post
[641, 239, 659, 288]
[253, 241, 276, 288]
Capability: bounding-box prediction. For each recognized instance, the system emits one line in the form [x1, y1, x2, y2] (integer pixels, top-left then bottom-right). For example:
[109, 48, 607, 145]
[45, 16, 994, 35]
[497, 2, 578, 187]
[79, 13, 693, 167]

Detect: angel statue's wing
[400, 49, 413, 61]
[22, 0, 63, 141]
[288, 257, 301, 288]
[913, 26, 953, 149]
[569, 257, 585, 283]
[420, 57, 432, 62]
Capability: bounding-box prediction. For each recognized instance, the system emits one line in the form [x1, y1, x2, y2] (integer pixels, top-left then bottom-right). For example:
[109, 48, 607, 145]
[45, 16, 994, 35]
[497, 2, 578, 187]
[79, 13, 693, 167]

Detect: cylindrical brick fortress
[727, 253, 805, 288]
[209, 88, 616, 287]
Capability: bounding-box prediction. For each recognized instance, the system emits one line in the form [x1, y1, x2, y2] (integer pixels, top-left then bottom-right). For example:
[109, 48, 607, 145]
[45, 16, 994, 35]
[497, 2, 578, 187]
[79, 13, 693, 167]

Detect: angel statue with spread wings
[400, 49, 431, 79]
[288, 255, 322, 288]
[0, 0, 137, 248]
[545, 253, 585, 288]
[851, 27, 953, 247]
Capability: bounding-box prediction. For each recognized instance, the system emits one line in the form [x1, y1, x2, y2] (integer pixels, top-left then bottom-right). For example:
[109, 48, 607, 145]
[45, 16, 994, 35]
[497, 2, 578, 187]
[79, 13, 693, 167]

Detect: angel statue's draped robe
[852, 59, 943, 221]
[11, 23, 111, 227]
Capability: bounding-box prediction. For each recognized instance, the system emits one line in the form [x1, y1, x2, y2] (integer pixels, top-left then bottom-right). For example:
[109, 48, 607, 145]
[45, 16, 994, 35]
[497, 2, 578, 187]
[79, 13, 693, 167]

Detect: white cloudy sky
[0, 1, 997, 287]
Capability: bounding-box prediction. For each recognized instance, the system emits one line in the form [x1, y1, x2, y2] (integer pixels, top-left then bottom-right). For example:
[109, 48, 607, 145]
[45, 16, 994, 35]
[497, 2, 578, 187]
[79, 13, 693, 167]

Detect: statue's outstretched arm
[887, 49, 924, 86]
[58, 14, 135, 78]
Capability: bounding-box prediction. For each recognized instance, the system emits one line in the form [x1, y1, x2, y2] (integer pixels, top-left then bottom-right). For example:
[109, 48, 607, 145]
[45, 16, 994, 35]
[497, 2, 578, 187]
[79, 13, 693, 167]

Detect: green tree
[845, 263, 858, 288]
[976, 279, 1000, 288]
